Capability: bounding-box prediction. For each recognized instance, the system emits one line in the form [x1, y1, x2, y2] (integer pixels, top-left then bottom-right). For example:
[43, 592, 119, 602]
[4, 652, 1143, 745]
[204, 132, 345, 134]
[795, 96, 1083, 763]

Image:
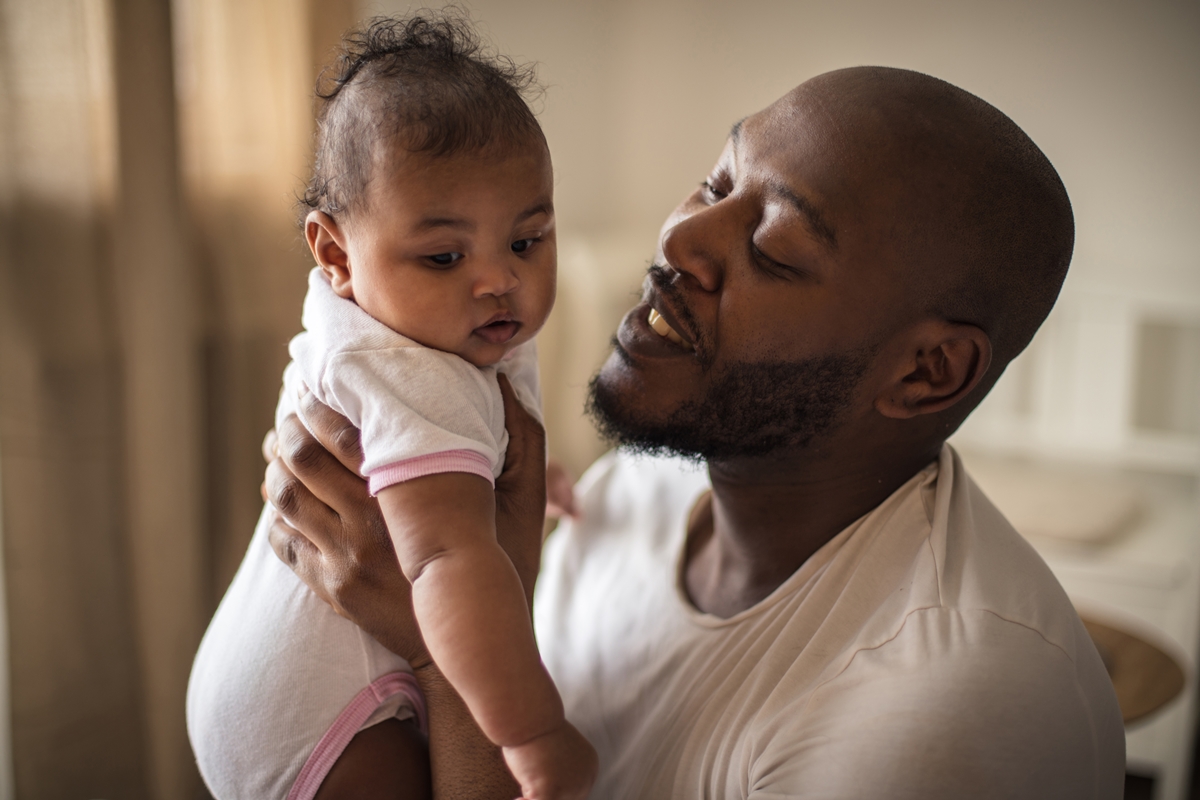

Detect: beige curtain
[0, 0, 353, 797]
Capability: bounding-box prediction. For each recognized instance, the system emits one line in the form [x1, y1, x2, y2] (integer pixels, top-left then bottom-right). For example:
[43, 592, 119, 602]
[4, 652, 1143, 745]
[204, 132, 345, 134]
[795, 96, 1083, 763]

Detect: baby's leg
[313, 719, 431, 800]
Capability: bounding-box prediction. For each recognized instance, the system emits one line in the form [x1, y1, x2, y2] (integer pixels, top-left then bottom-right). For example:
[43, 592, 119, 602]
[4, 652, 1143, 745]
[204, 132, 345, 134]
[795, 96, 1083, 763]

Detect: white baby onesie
[187, 269, 542, 800]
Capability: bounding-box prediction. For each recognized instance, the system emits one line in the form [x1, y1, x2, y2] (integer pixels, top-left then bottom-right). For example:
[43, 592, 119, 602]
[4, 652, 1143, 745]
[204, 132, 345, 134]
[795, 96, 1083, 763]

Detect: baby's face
[312, 142, 556, 367]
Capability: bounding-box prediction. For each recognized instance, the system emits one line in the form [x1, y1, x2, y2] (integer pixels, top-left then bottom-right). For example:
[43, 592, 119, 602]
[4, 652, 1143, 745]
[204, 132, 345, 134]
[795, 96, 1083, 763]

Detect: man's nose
[472, 254, 521, 298]
[659, 205, 734, 293]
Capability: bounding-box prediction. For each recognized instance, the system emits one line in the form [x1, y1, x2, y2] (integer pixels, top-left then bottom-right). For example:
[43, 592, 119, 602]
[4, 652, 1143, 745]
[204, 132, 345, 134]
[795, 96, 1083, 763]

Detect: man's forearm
[416, 664, 521, 799]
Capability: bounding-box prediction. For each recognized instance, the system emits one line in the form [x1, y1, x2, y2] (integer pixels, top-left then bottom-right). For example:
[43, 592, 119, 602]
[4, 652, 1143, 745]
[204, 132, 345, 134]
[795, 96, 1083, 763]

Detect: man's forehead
[719, 110, 843, 252]
[728, 80, 924, 210]
[737, 82, 873, 145]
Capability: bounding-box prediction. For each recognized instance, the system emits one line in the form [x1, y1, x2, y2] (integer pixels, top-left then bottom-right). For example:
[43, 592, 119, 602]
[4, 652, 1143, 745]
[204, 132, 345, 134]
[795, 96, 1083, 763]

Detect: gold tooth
[648, 307, 693, 350]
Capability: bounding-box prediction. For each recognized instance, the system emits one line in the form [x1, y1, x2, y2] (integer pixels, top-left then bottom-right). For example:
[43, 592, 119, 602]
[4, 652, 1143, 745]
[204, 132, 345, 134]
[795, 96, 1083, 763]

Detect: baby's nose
[472, 256, 521, 298]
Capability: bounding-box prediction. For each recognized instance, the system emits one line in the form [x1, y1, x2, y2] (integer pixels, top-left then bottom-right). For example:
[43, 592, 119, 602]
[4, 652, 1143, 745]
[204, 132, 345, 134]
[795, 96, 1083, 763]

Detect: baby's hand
[503, 720, 597, 800]
[545, 457, 579, 520]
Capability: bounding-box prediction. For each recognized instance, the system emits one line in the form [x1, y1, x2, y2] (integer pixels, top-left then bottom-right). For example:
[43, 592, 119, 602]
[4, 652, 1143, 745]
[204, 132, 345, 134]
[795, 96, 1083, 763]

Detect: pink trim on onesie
[368, 449, 495, 495]
[287, 671, 428, 800]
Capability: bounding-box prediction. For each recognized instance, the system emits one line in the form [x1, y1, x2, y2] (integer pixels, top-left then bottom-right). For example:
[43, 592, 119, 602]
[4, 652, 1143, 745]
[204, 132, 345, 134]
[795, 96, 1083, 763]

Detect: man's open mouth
[647, 308, 693, 351]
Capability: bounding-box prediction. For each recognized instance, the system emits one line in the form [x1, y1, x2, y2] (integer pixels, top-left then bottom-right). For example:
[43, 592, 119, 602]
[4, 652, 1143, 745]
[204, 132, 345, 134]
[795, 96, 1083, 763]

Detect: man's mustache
[645, 264, 709, 363]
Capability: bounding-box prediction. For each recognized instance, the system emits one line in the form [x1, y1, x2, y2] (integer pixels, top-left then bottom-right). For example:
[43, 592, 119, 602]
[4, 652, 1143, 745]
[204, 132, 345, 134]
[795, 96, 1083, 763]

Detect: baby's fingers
[545, 458, 579, 521]
[262, 428, 279, 463]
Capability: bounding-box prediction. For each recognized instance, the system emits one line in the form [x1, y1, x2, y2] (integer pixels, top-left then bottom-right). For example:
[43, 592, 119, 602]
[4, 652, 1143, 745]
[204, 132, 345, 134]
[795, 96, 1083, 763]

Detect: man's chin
[584, 347, 870, 463]
[584, 363, 790, 462]
[585, 370, 706, 461]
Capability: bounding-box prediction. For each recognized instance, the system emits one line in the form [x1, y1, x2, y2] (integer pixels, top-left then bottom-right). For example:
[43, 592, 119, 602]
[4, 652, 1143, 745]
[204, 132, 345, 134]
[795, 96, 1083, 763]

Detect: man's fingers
[497, 374, 546, 471]
[264, 458, 341, 547]
[495, 373, 548, 600]
[266, 509, 311, 568]
[266, 512, 337, 610]
[497, 373, 539, 432]
[297, 388, 365, 476]
[276, 412, 369, 510]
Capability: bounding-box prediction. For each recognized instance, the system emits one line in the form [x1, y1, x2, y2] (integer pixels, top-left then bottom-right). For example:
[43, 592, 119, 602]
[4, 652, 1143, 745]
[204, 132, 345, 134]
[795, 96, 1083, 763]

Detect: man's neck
[683, 442, 941, 618]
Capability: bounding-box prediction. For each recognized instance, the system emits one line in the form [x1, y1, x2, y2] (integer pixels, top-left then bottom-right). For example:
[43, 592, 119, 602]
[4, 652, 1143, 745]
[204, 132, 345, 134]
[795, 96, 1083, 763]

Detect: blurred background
[0, 0, 1196, 798]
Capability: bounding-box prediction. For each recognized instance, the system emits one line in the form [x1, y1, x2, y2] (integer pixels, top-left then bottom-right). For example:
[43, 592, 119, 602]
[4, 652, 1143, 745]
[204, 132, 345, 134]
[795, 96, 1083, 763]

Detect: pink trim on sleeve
[286, 671, 428, 800]
[367, 449, 496, 495]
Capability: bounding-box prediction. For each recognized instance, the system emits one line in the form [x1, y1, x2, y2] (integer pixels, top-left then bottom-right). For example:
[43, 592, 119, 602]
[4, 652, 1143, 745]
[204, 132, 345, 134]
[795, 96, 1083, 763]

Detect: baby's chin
[459, 330, 534, 368]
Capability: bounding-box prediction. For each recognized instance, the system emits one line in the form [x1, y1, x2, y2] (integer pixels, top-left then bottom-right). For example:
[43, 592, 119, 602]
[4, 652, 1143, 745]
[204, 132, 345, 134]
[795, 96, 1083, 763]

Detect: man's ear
[874, 320, 992, 419]
[305, 210, 354, 300]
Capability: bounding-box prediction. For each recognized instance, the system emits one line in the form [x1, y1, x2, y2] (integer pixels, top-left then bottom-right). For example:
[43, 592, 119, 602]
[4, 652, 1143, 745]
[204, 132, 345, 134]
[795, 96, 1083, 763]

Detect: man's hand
[263, 387, 431, 669]
[263, 375, 549, 626]
[493, 374, 550, 607]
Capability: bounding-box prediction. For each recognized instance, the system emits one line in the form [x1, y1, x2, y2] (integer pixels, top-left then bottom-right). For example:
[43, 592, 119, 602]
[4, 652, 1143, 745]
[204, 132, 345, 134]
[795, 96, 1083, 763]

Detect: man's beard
[585, 346, 870, 462]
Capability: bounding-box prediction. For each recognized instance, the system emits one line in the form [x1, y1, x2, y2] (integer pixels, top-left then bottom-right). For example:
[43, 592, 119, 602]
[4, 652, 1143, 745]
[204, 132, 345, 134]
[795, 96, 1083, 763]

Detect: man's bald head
[794, 67, 1073, 378]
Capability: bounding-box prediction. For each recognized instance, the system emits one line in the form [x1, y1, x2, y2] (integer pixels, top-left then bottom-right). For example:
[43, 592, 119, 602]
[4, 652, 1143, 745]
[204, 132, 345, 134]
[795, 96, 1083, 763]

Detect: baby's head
[302, 14, 555, 368]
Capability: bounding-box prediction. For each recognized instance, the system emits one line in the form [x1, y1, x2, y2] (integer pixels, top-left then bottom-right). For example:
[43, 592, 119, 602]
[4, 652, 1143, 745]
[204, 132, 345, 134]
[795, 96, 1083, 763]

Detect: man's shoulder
[777, 446, 1121, 737]
[792, 447, 1126, 774]
[762, 598, 1125, 798]
[931, 447, 1097, 666]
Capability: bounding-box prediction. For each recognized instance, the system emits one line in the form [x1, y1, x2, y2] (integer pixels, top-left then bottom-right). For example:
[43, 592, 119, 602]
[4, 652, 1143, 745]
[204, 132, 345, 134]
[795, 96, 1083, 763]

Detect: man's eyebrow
[730, 118, 746, 146]
[769, 181, 838, 250]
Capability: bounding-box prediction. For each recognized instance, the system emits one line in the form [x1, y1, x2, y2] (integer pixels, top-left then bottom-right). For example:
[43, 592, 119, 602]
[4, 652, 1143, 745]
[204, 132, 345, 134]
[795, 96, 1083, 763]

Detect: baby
[186, 15, 596, 800]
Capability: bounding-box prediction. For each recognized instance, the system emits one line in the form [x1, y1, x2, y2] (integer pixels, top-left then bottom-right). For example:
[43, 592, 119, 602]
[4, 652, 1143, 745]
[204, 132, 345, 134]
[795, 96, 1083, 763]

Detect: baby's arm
[378, 473, 595, 800]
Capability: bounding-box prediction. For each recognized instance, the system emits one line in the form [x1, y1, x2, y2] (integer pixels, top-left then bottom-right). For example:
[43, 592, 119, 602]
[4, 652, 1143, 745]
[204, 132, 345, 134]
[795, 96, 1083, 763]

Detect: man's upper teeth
[648, 308, 692, 350]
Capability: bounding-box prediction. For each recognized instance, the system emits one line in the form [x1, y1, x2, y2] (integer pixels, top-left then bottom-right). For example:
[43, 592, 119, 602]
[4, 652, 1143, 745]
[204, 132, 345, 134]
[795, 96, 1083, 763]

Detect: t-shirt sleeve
[322, 347, 507, 494]
[749, 608, 1121, 800]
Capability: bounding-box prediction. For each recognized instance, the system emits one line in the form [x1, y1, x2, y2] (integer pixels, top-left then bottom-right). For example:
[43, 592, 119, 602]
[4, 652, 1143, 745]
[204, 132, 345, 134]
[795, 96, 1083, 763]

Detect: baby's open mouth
[475, 317, 520, 345]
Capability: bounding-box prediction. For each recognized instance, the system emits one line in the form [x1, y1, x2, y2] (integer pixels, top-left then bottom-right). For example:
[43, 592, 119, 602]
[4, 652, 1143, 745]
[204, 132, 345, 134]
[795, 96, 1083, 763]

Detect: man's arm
[264, 376, 547, 798]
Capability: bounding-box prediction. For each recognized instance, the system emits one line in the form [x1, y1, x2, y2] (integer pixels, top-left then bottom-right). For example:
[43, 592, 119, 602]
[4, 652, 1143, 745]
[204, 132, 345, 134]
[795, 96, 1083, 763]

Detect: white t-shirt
[534, 446, 1125, 799]
[187, 269, 542, 800]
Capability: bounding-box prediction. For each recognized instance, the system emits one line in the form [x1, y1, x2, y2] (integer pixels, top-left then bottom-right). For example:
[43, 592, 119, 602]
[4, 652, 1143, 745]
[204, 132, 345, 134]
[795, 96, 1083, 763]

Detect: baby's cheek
[527, 264, 558, 329]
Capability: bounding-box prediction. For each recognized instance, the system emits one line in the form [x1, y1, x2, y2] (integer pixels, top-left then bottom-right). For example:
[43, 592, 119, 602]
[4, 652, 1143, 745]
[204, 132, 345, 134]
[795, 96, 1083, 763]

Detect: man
[265, 67, 1124, 798]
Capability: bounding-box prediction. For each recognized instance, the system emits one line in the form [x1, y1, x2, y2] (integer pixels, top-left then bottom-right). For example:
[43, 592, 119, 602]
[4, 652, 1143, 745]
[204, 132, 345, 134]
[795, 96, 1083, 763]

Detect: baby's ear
[305, 210, 354, 300]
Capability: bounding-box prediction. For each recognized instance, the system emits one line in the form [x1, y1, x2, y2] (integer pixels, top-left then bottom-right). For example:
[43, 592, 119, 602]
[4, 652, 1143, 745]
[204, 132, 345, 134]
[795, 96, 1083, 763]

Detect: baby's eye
[427, 252, 462, 268]
[511, 238, 539, 254]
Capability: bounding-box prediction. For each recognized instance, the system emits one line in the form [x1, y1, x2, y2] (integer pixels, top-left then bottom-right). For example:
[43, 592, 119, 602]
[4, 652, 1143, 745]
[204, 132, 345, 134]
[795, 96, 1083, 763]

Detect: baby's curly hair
[301, 11, 544, 222]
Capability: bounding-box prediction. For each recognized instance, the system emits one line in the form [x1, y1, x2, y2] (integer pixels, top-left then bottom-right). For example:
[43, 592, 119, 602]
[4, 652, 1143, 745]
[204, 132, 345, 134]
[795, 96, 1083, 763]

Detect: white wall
[370, 0, 1199, 286]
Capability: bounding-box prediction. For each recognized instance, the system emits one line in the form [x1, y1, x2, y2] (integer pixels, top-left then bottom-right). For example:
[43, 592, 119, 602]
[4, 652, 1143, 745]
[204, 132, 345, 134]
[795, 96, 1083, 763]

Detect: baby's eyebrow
[515, 201, 553, 224]
[409, 201, 552, 234]
[412, 216, 473, 232]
